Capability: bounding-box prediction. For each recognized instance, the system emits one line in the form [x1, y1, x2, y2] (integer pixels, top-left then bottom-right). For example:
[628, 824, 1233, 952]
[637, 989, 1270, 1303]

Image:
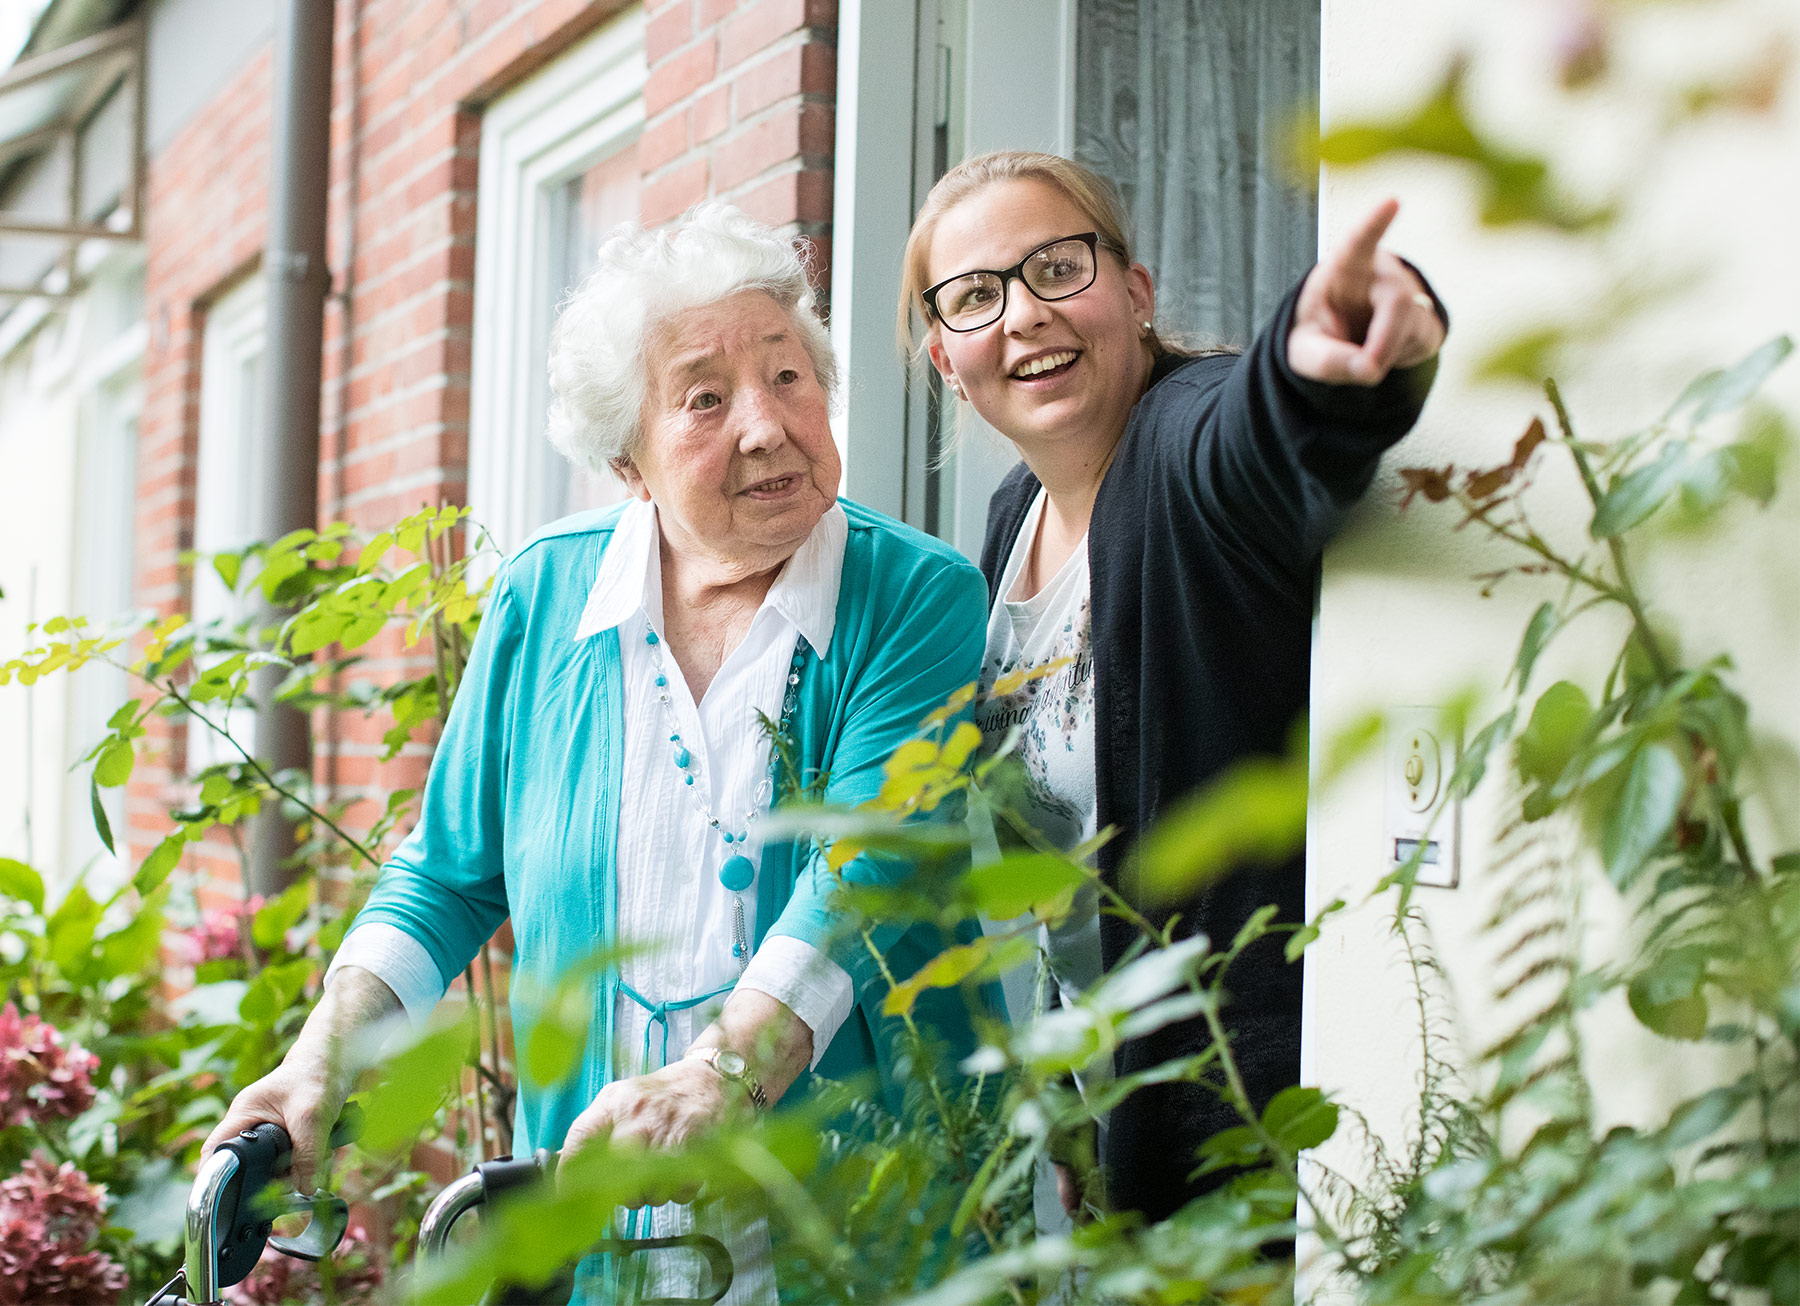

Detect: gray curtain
[1075, 0, 1320, 350]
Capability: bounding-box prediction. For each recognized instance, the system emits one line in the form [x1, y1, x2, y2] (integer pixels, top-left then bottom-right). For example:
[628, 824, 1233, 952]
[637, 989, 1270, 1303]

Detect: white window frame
[61, 250, 146, 880]
[469, 6, 646, 555]
[831, 0, 1076, 558]
[189, 273, 269, 773]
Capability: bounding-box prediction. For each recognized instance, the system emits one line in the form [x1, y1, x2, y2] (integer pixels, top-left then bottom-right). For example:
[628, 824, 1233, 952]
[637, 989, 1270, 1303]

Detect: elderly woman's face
[620, 291, 841, 571]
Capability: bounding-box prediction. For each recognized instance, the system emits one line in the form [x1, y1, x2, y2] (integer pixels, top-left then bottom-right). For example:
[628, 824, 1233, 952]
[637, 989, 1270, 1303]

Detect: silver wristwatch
[686, 1045, 768, 1110]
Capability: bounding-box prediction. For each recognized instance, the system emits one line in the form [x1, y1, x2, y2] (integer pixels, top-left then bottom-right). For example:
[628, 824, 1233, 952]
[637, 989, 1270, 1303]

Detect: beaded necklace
[641, 626, 808, 971]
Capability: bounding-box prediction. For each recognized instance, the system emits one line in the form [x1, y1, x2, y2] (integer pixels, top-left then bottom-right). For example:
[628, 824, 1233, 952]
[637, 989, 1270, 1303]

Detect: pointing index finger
[1330, 198, 1401, 274]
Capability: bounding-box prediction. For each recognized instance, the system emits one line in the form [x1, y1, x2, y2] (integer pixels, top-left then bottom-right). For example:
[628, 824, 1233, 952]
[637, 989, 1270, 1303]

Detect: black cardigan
[978, 276, 1440, 1221]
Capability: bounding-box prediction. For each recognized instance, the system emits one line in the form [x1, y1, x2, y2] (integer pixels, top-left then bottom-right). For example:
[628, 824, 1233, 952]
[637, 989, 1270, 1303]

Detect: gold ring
[1411, 291, 1435, 311]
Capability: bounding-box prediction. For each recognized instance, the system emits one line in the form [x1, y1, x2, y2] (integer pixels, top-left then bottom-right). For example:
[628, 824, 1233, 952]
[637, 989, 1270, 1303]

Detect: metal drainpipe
[250, 0, 336, 896]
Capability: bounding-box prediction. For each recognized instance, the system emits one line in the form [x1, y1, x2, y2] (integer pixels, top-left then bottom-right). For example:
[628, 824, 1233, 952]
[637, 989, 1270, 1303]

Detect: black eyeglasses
[922, 232, 1114, 333]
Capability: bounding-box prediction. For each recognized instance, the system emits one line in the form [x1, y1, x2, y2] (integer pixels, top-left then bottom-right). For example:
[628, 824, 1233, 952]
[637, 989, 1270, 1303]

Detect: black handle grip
[207, 1103, 364, 1289]
[476, 1148, 555, 1201]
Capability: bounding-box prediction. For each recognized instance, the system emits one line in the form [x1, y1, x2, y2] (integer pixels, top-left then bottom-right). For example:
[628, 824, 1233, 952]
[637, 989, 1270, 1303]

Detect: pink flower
[0, 1154, 127, 1306]
[183, 894, 266, 966]
[224, 1222, 387, 1306]
[0, 1003, 99, 1128]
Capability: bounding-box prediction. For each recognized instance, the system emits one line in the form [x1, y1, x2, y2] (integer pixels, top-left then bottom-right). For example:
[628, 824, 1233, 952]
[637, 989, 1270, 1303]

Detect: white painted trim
[468, 7, 645, 554]
[829, 0, 921, 522]
[189, 274, 269, 773]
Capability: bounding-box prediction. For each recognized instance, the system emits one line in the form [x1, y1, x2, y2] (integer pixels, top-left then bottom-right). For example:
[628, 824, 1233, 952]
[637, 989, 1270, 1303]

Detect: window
[61, 254, 145, 876]
[469, 8, 645, 554]
[188, 273, 269, 772]
[1073, 0, 1319, 348]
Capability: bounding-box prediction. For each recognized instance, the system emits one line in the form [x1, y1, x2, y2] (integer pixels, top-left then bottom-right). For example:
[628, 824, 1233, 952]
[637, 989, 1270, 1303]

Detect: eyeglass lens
[935, 239, 1097, 331]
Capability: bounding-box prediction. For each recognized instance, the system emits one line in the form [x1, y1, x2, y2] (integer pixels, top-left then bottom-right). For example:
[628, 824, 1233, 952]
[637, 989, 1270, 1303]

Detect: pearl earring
[1140, 321, 1153, 334]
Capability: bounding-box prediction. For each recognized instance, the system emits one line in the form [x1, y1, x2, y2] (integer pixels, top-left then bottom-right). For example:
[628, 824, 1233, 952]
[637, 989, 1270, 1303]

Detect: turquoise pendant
[719, 854, 755, 893]
[673, 745, 690, 769]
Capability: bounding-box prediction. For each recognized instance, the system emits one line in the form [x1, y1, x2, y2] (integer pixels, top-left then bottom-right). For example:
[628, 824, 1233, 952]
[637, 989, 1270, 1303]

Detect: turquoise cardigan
[355, 499, 991, 1154]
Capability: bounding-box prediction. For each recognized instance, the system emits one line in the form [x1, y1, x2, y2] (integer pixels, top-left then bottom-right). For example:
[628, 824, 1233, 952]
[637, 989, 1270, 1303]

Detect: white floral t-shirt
[974, 489, 1104, 1013]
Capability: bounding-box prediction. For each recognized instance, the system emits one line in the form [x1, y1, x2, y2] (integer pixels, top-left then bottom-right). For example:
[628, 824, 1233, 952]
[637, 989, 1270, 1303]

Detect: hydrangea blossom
[224, 1222, 386, 1306]
[0, 1003, 99, 1128]
[0, 1153, 127, 1306]
[183, 894, 266, 965]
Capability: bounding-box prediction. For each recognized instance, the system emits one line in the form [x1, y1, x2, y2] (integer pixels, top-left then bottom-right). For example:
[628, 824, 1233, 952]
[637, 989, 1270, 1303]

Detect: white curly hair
[546, 203, 840, 474]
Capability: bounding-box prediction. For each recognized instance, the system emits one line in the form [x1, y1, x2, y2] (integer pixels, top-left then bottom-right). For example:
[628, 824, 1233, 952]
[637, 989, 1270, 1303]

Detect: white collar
[572, 497, 844, 657]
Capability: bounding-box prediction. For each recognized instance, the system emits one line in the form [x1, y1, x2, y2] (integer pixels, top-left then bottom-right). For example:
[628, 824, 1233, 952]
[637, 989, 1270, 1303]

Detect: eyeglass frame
[920, 231, 1124, 333]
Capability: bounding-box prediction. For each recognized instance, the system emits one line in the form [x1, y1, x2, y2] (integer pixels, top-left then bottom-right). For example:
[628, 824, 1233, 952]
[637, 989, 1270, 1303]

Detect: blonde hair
[896, 150, 1188, 363]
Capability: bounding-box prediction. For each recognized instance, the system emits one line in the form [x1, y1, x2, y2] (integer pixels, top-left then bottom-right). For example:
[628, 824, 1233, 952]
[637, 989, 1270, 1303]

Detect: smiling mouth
[1010, 350, 1080, 381]
[742, 474, 800, 497]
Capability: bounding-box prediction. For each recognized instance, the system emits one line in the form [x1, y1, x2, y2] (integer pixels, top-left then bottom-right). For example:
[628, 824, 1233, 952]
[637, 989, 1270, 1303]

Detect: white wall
[1302, 0, 1800, 1278]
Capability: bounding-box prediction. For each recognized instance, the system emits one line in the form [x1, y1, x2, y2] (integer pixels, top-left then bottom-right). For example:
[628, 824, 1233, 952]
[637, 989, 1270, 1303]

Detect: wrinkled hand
[560, 1058, 743, 1207]
[200, 966, 395, 1195]
[200, 1047, 351, 1196]
[1287, 198, 1445, 387]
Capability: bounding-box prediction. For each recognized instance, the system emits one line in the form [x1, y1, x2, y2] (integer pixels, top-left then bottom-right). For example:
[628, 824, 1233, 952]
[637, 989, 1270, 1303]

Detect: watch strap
[687, 1045, 768, 1110]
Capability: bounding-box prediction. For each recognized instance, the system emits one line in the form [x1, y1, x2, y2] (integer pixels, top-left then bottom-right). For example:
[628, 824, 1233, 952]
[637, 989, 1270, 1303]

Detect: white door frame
[830, 0, 1077, 558]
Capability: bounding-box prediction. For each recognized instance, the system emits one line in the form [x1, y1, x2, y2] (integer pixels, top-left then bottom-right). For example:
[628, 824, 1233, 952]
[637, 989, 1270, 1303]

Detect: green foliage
[0, 504, 505, 1302]
[1350, 331, 1800, 1303]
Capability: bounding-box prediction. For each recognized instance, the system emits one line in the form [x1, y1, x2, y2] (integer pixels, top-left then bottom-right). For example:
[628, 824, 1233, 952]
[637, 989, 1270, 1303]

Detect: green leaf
[395, 517, 428, 556]
[252, 878, 313, 951]
[1516, 681, 1592, 786]
[1262, 1086, 1340, 1152]
[1602, 742, 1685, 888]
[1592, 442, 1689, 539]
[1628, 952, 1708, 1041]
[523, 1019, 583, 1089]
[883, 937, 994, 1017]
[99, 884, 171, 978]
[384, 562, 431, 603]
[1666, 335, 1793, 423]
[1447, 707, 1516, 800]
[287, 609, 350, 657]
[133, 836, 185, 895]
[238, 957, 314, 1026]
[963, 853, 1086, 921]
[1661, 1083, 1750, 1148]
[1193, 1125, 1266, 1177]
[1134, 755, 1307, 906]
[0, 858, 45, 913]
[1513, 602, 1558, 692]
[95, 738, 135, 788]
[212, 551, 243, 592]
[360, 1014, 476, 1154]
[47, 884, 103, 974]
[1285, 897, 1345, 962]
[257, 551, 307, 601]
[90, 778, 115, 854]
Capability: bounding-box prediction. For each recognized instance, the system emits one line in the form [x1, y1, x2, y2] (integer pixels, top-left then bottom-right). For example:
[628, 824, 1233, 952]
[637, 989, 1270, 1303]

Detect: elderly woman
[898, 153, 1447, 1223]
[206, 205, 989, 1304]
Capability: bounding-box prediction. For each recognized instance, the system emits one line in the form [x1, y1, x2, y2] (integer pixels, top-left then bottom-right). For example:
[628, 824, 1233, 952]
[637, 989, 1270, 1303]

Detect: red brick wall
[128, 0, 840, 890]
[640, 0, 837, 294]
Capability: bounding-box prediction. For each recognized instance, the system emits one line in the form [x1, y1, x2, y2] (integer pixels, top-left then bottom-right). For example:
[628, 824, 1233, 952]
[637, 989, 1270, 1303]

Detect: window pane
[545, 142, 640, 522]
[1074, 0, 1320, 348]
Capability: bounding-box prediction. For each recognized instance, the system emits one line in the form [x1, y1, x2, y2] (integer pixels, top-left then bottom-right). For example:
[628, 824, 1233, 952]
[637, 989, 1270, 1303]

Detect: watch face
[715, 1049, 747, 1077]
